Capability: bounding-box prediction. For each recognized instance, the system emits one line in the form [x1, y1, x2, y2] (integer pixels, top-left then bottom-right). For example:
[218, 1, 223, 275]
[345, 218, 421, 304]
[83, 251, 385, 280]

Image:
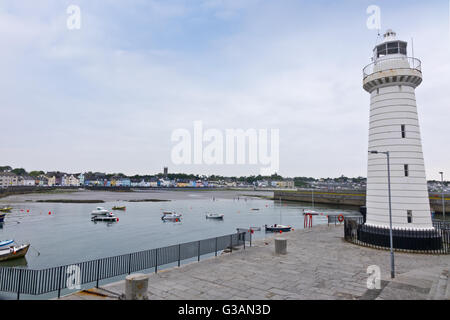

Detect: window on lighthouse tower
[407, 210, 413, 223]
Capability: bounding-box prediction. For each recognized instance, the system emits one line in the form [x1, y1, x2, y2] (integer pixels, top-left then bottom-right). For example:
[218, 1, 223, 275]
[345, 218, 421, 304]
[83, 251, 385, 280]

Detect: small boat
[91, 213, 118, 222]
[162, 212, 182, 221]
[302, 209, 320, 216]
[206, 213, 224, 220]
[0, 244, 30, 262]
[0, 240, 14, 248]
[264, 224, 292, 233]
[251, 208, 260, 211]
[91, 207, 110, 216]
[112, 206, 126, 211]
[0, 207, 12, 213]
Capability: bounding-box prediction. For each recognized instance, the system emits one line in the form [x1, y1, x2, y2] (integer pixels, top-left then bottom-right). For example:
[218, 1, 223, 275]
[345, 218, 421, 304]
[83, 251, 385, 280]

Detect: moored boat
[112, 206, 126, 211]
[91, 213, 119, 222]
[162, 212, 182, 221]
[0, 239, 14, 248]
[0, 244, 30, 262]
[206, 213, 224, 220]
[302, 209, 320, 216]
[264, 224, 292, 233]
[0, 207, 12, 213]
[91, 207, 110, 216]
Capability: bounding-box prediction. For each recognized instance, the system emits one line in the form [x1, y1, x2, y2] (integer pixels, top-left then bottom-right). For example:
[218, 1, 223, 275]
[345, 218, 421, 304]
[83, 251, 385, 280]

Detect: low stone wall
[275, 189, 450, 213]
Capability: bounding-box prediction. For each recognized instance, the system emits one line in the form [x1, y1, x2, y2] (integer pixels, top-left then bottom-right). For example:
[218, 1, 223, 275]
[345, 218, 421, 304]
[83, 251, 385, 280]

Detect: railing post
[155, 248, 158, 273]
[230, 235, 233, 253]
[197, 241, 201, 262]
[215, 237, 218, 257]
[128, 253, 132, 275]
[250, 231, 252, 247]
[57, 266, 63, 299]
[17, 269, 23, 300]
[96, 259, 100, 288]
[178, 244, 181, 267]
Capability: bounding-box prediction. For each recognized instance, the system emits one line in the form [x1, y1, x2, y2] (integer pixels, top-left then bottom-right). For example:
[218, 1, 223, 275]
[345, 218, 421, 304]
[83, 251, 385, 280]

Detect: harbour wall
[274, 189, 450, 214]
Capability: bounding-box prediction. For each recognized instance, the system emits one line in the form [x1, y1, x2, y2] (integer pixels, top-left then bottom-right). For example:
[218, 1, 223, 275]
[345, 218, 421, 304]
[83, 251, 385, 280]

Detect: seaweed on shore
[36, 199, 105, 203]
[127, 199, 171, 202]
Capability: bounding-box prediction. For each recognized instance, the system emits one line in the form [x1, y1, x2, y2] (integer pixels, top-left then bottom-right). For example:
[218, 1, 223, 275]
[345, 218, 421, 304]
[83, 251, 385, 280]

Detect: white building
[0, 172, 18, 188]
[363, 30, 432, 230]
[18, 175, 35, 186]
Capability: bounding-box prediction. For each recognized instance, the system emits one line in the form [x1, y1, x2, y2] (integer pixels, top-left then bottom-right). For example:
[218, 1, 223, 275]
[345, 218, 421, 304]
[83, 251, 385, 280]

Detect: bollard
[124, 273, 149, 300]
[274, 238, 287, 255]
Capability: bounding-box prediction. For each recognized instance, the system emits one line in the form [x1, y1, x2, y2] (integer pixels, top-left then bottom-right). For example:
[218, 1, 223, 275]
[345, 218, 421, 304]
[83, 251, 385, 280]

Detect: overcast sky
[0, 0, 449, 179]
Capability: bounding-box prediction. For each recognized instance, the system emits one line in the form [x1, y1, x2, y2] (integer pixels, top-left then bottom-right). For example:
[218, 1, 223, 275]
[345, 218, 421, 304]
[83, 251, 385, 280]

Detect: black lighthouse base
[357, 224, 443, 251]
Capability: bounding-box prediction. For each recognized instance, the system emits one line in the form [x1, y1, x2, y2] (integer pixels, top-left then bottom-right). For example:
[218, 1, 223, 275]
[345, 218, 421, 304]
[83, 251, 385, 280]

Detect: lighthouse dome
[373, 29, 407, 59]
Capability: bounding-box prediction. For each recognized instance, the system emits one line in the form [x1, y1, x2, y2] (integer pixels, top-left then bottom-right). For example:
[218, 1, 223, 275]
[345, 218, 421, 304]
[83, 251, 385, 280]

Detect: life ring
[338, 214, 344, 223]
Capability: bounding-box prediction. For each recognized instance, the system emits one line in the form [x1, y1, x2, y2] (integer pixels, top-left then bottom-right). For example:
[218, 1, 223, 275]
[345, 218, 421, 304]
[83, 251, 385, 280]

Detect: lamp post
[439, 172, 445, 221]
[369, 150, 395, 279]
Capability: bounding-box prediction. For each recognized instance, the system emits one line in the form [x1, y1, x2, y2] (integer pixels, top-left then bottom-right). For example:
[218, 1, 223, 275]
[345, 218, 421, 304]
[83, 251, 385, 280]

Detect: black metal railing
[0, 231, 251, 299]
[344, 217, 450, 254]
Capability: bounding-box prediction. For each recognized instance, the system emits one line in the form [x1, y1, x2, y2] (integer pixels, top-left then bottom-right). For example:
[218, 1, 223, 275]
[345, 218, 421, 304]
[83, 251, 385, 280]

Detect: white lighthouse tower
[362, 30, 433, 232]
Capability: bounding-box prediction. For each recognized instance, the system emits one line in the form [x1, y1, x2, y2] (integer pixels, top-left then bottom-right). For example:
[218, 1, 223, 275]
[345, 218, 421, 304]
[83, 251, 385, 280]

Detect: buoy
[280, 230, 283, 234]
[48, 211, 51, 215]
[27, 210, 29, 213]
[117, 218, 119, 222]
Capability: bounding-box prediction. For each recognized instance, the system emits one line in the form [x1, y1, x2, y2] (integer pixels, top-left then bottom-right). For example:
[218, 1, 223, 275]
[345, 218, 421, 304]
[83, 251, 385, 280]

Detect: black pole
[96, 259, 100, 288]
[17, 269, 23, 300]
[178, 244, 181, 267]
[198, 241, 201, 262]
[128, 253, 132, 275]
[155, 248, 158, 273]
[57, 266, 63, 299]
[215, 237, 218, 256]
[230, 235, 233, 253]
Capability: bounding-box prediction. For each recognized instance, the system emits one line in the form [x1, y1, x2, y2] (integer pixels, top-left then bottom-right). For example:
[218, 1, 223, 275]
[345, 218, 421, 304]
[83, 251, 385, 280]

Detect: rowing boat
[0, 244, 30, 262]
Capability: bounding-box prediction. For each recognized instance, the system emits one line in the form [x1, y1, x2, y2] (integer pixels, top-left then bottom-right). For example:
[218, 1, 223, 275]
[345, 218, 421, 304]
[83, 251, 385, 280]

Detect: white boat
[302, 209, 320, 216]
[91, 207, 110, 216]
[0, 239, 14, 248]
[265, 224, 292, 232]
[161, 213, 182, 221]
[206, 213, 224, 220]
[92, 215, 119, 222]
[0, 244, 30, 262]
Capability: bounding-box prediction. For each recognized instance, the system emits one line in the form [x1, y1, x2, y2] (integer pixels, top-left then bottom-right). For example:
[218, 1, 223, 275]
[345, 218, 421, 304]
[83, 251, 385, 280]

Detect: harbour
[0, 189, 360, 272]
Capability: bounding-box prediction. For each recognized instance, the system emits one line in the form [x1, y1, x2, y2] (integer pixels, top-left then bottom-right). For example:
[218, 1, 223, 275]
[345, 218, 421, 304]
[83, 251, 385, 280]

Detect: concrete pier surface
[59, 225, 450, 300]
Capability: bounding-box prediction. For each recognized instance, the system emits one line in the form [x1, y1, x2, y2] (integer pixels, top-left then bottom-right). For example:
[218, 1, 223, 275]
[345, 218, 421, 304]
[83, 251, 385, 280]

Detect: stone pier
[60, 225, 450, 300]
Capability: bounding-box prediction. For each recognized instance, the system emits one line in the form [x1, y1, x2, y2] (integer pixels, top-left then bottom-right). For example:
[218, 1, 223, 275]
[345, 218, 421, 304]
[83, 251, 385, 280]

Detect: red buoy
[48, 211, 51, 215]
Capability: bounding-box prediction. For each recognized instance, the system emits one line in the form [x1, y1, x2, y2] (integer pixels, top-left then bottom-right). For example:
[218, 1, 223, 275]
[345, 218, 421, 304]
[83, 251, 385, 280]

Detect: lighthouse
[360, 30, 439, 249]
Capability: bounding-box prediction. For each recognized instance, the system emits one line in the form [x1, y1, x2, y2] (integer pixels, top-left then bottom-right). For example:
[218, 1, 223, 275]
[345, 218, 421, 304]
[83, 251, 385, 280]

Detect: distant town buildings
[0, 167, 446, 191]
